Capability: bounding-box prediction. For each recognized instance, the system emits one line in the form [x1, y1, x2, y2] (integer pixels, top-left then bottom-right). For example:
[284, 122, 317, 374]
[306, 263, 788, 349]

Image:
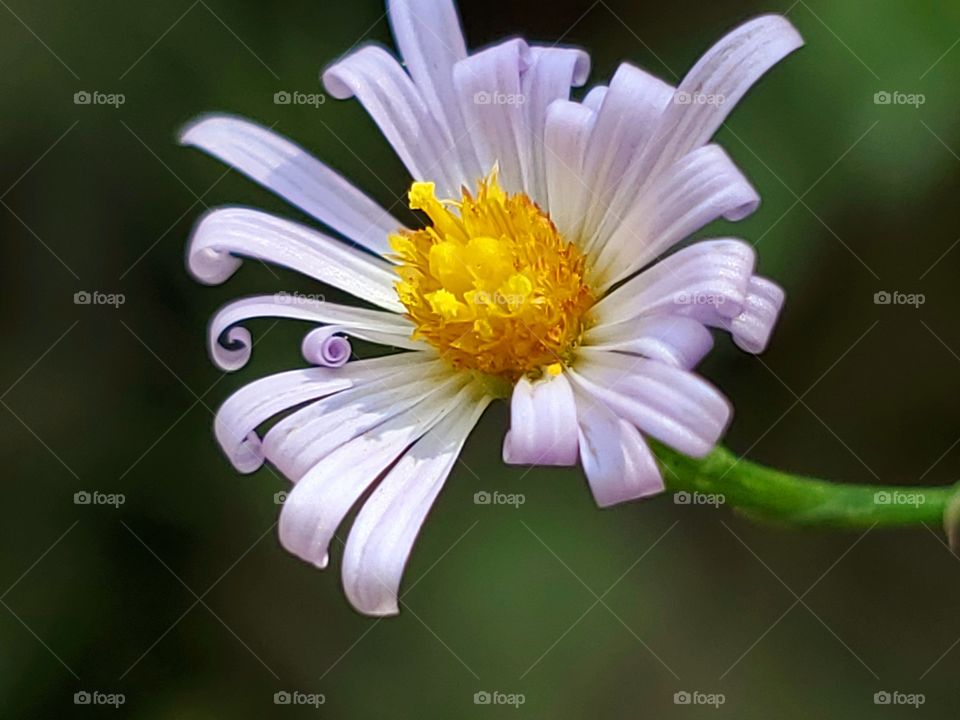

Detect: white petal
[342, 390, 490, 616]
[277, 378, 472, 569]
[593, 145, 759, 288]
[323, 45, 463, 195]
[186, 207, 403, 312]
[582, 85, 607, 112]
[571, 355, 731, 458]
[208, 295, 418, 371]
[574, 393, 664, 507]
[636, 15, 803, 182]
[592, 239, 756, 327]
[214, 353, 425, 473]
[263, 363, 457, 481]
[503, 372, 579, 466]
[179, 115, 401, 255]
[387, 0, 481, 183]
[578, 63, 674, 255]
[583, 315, 714, 370]
[520, 46, 590, 205]
[452, 39, 533, 193]
[713, 275, 785, 353]
[543, 99, 595, 240]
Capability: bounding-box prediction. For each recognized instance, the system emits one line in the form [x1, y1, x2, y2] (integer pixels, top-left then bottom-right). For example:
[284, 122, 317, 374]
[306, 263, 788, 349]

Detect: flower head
[184, 0, 802, 615]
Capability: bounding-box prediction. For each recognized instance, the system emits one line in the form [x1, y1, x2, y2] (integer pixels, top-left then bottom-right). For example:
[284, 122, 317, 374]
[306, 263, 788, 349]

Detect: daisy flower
[183, 0, 802, 615]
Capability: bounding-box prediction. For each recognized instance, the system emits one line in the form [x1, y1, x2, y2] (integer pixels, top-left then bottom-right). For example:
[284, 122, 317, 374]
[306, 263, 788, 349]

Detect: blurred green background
[3, 0, 960, 717]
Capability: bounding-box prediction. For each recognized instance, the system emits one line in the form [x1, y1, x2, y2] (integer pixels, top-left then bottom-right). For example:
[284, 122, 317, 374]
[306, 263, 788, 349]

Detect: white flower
[183, 0, 802, 615]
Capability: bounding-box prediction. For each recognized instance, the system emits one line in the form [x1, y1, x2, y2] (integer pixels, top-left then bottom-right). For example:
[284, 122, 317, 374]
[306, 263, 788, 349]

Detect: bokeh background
[2, 0, 960, 717]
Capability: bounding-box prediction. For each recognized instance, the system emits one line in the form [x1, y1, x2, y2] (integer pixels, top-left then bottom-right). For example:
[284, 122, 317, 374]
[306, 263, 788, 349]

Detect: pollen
[389, 169, 595, 381]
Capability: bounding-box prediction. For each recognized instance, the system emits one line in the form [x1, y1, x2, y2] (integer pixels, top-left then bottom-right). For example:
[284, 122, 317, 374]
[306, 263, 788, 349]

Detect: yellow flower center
[389, 169, 595, 381]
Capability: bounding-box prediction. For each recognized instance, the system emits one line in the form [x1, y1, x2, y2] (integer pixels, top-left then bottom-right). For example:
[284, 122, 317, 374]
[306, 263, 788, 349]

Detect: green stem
[652, 444, 960, 529]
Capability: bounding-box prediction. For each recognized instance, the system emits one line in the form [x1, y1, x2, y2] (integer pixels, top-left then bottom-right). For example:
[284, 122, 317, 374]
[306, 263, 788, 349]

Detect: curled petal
[215, 354, 427, 473]
[520, 46, 591, 204]
[503, 372, 579, 466]
[302, 327, 351, 367]
[187, 208, 402, 311]
[716, 275, 785, 353]
[208, 295, 418, 371]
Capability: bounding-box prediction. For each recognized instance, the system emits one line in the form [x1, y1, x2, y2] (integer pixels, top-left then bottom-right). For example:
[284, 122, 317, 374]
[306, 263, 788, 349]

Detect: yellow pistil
[389, 168, 595, 381]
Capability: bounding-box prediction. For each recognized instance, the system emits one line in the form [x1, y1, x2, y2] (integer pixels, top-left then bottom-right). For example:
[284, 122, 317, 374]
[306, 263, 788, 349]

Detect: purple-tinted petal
[323, 46, 462, 195]
[180, 115, 401, 255]
[342, 392, 490, 616]
[594, 145, 759, 286]
[503, 372, 579, 466]
[452, 39, 533, 193]
[594, 239, 756, 327]
[207, 295, 417, 371]
[575, 394, 664, 507]
[584, 315, 714, 370]
[186, 207, 402, 311]
[278, 379, 471, 569]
